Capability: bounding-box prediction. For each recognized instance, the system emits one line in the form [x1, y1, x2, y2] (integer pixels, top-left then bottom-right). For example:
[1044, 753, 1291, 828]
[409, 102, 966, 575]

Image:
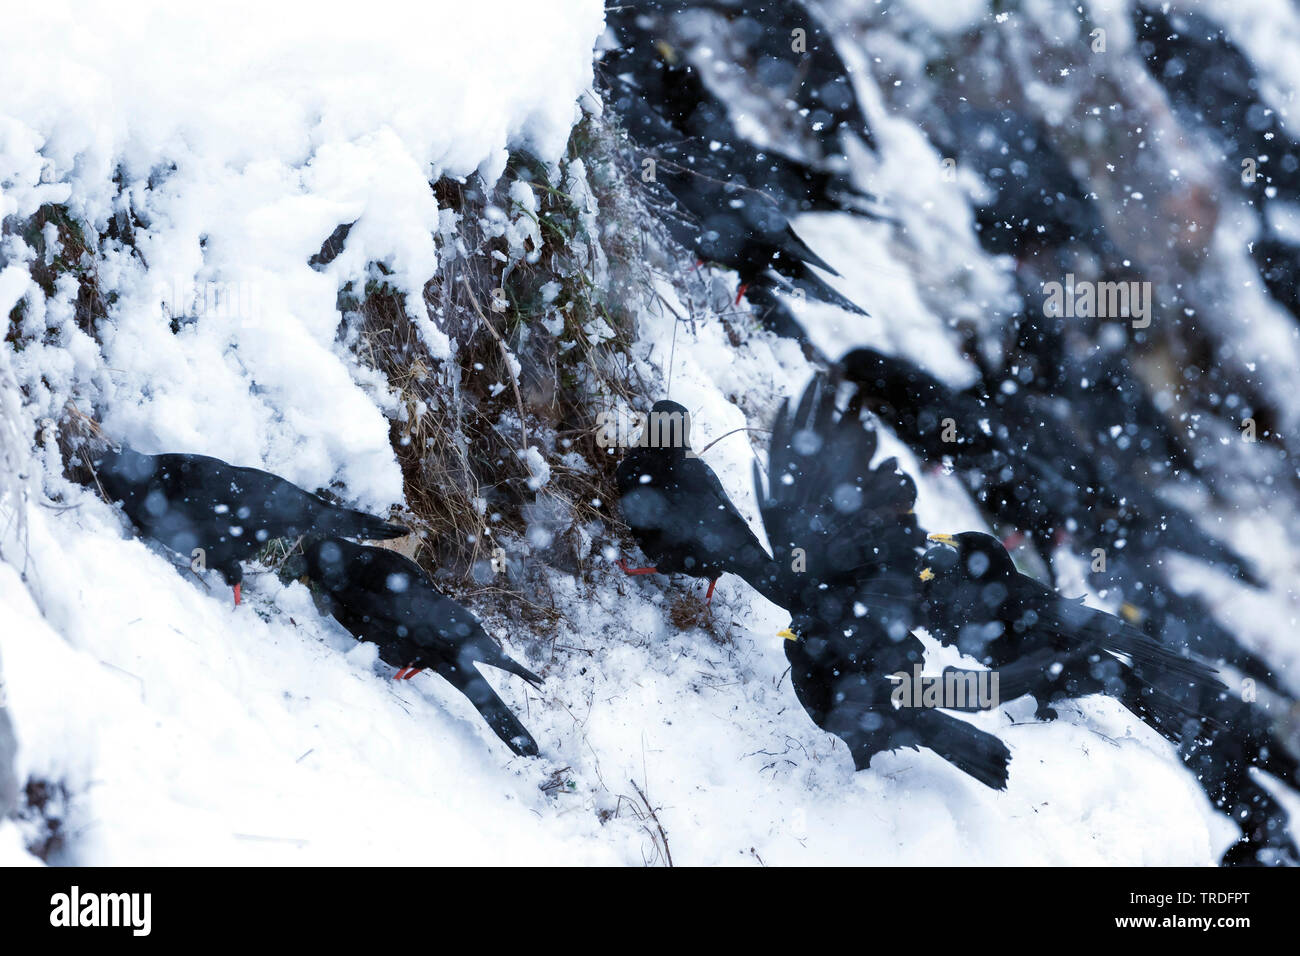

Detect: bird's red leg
[232, 583, 241, 606]
[394, 668, 409, 680]
[616, 557, 658, 576]
[704, 578, 717, 603]
[404, 669, 423, 680]
[734, 282, 748, 305]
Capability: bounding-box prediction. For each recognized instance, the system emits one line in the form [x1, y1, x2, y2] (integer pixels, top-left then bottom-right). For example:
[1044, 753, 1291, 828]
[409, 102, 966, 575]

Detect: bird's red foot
[704, 577, 718, 603]
[616, 558, 658, 576]
[394, 667, 424, 681]
[232, 583, 242, 606]
[734, 282, 749, 305]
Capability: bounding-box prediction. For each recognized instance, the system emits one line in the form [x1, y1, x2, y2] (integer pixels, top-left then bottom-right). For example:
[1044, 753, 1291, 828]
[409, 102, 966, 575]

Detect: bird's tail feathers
[911, 708, 1011, 791]
[318, 505, 409, 542]
[438, 662, 540, 757]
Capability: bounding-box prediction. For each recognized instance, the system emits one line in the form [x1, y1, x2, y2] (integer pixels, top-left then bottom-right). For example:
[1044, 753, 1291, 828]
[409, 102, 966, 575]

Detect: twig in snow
[629, 777, 673, 867]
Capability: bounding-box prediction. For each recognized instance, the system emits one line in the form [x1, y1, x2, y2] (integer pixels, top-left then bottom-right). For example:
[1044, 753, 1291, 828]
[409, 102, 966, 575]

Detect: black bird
[840, 346, 999, 459]
[606, 73, 867, 312]
[1167, 692, 1300, 866]
[1096, 550, 1287, 697]
[841, 346, 1099, 568]
[1134, 4, 1300, 202]
[696, 0, 876, 154]
[861, 327, 1266, 689]
[605, 2, 877, 199]
[753, 376, 1012, 790]
[94, 446, 407, 605]
[920, 531, 1300, 865]
[600, 14, 869, 315]
[938, 107, 1117, 264]
[304, 537, 543, 757]
[918, 532, 1224, 725]
[841, 346, 1260, 584]
[615, 399, 770, 601]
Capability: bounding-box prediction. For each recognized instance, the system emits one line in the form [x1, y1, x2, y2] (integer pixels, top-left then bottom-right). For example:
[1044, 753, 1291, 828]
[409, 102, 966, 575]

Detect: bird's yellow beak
[777, 627, 799, 642]
[927, 533, 958, 547]
[919, 567, 935, 582]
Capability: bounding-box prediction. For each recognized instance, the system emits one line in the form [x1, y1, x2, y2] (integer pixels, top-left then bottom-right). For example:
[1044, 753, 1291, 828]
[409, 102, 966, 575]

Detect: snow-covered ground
[0, 296, 1236, 865]
[0, 1, 1293, 865]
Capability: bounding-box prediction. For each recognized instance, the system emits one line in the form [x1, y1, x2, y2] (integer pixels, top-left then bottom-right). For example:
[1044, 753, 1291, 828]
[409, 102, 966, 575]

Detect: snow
[0, 0, 605, 508]
[0, 1, 1291, 865]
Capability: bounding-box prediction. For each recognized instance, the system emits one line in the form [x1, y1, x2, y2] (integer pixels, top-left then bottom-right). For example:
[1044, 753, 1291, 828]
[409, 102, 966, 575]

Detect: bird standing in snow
[94, 445, 407, 606]
[304, 536, 544, 758]
[752, 375, 1013, 790]
[918, 531, 1224, 724]
[599, 7, 870, 316]
[615, 399, 770, 603]
[919, 530, 1299, 865]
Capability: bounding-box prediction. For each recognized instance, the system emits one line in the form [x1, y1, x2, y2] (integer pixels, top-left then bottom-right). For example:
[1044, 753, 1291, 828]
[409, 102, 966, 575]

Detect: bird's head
[93, 445, 156, 500]
[919, 532, 1017, 586]
[776, 607, 822, 645]
[839, 347, 892, 391]
[649, 400, 690, 425]
[640, 399, 693, 453]
[918, 532, 1018, 637]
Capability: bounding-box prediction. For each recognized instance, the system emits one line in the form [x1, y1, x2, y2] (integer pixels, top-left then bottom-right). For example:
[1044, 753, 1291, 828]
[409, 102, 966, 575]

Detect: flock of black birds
[76, 1, 1299, 865]
[598, 0, 1300, 865]
[91, 446, 546, 757]
[613, 376, 1294, 864]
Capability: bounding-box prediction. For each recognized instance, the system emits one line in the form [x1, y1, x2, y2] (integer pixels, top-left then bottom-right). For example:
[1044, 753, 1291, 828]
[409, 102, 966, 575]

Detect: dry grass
[330, 123, 660, 608]
[7, 204, 108, 340]
[10, 119, 670, 620]
[343, 123, 655, 601]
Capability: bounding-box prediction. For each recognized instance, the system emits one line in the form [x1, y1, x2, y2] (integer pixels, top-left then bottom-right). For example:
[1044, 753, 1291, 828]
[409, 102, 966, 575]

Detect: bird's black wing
[752, 373, 922, 619]
[838, 348, 997, 458]
[1029, 581, 1227, 692]
[224, 462, 406, 541]
[678, 454, 773, 575]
